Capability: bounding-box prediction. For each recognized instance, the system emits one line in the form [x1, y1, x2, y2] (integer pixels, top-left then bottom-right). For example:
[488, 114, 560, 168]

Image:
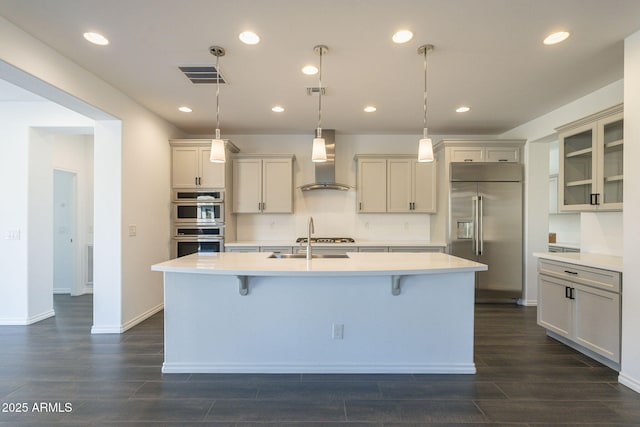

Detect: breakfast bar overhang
[151, 252, 487, 374]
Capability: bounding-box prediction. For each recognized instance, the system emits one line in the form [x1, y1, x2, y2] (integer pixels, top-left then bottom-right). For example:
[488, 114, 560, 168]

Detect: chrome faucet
[306, 216, 315, 260]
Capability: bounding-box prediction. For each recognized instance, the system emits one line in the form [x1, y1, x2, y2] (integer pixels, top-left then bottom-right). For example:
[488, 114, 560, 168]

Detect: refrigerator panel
[449, 182, 478, 262]
[476, 181, 523, 299]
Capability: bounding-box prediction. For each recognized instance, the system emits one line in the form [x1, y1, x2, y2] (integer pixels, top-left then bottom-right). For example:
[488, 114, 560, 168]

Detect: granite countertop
[152, 251, 486, 277]
[533, 251, 623, 272]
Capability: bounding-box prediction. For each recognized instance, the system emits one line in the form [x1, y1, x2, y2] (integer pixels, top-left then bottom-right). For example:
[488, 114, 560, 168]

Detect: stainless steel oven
[173, 201, 224, 224]
[172, 225, 224, 258]
[172, 190, 224, 202]
[172, 238, 224, 258]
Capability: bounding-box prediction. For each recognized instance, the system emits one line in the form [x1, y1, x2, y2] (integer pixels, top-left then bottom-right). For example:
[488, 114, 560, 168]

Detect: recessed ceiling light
[239, 31, 260, 45]
[543, 31, 570, 45]
[83, 32, 109, 46]
[178, 106, 192, 113]
[456, 106, 471, 113]
[302, 65, 318, 75]
[272, 106, 285, 113]
[392, 30, 413, 44]
[364, 106, 377, 113]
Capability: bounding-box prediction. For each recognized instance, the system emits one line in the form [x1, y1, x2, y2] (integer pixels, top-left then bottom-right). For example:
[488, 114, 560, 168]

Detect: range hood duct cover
[300, 130, 351, 191]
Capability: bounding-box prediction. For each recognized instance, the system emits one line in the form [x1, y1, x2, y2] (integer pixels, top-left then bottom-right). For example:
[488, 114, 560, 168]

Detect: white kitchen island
[151, 251, 487, 374]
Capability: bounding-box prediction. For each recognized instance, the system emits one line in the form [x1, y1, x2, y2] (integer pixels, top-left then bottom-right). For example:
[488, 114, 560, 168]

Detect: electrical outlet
[332, 323, 344, 340]
[128, 225, 137, 237]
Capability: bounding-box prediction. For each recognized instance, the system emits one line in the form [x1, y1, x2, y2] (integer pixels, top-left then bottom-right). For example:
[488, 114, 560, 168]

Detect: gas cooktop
[296, 237, 356, 244]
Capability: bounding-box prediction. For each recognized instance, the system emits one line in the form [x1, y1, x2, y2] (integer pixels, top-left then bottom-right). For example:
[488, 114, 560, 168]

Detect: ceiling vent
[179, 66, 227, 84]
[306, 87, 326, 96]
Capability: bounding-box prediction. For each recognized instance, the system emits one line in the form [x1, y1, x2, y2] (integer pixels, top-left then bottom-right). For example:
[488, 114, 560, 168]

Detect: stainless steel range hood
[300, 130, 351, 191]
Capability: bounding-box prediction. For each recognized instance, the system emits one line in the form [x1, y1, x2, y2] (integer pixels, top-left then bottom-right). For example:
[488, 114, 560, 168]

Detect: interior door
[53, 170, 77, 295]
[476, 181, 523, 298]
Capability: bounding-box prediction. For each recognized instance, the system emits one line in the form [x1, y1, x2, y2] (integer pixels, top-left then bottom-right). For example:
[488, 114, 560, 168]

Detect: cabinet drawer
[538, 259, 620, 293]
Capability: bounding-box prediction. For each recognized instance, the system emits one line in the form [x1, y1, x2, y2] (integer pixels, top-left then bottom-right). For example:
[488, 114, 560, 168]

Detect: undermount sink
[268, 253, 349, 259]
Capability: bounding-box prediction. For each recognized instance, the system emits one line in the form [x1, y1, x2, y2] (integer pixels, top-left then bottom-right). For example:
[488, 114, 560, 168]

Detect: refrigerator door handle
[478, 195, 484, 255]
[472, 196, 479, 256]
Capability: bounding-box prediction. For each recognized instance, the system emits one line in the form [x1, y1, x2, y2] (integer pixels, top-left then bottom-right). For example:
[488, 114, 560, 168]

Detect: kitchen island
[151, 251, 487, 374]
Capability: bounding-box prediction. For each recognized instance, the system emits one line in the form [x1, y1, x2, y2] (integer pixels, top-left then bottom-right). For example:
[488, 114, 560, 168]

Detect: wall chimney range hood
[300, 130, 351, 191]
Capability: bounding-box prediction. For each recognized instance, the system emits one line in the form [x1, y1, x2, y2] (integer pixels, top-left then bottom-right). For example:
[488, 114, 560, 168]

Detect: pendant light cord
[317, 47, 323, 138]
[215, 53, 221, 136]
[423, 47, 428, 138]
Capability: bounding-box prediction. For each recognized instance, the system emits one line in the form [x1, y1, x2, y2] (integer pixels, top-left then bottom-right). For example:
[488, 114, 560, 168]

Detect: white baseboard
[91, 303, 163, 334]
[121, 302, 163, 332]
[0, 309, 55, 325]
[618, 372, 640, 394]
[162, 362, 477, 374]
[518, 298, 538, 307]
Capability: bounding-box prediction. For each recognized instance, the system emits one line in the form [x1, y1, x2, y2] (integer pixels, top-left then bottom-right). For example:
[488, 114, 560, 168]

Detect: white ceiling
[1, 0, 640, 136]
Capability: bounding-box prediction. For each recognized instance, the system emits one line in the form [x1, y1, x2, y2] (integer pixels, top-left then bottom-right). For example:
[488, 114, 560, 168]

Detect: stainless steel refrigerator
[449, 162, 523, 301]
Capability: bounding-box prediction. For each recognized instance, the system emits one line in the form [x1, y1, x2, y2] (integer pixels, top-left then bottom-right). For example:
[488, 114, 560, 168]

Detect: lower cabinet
[537, 259, 621, 366]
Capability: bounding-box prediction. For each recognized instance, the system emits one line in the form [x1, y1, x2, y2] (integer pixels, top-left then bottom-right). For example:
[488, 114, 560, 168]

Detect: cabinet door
[357, 159, 387, 212]
[573, 284, 620, 362]
[199, 147, 226, 188]
[387, 159, 412, 212]
[172, 147, 199, 188]
[485, 147, 520, 162]
[537, 275, 572, 339]
[597, 113, 623, 210]
[450, 147, 484, 162]
[233, 159, 262, 213]
[262, 158, 293, 213]
[412, 160, 436, 213]
[559, 122, 597, 211]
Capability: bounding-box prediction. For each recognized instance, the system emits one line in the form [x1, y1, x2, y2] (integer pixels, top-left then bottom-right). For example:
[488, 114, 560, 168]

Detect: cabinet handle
[595, 193, 600, 205]
[359, 202, 362, 211]
[590, 193, 597, 205]
[569, 287, 576, 300]
[464, 159, 473, 162]
[564, 270, 578, 275]
[262, 202, 265, 211]
[498, 159, 508, 162]
[195, 177, 198, 186]
[565, 286, 571, 299]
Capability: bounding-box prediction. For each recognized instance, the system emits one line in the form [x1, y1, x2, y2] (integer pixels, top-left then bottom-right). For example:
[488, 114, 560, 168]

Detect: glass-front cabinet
[558, 104, 623, 212]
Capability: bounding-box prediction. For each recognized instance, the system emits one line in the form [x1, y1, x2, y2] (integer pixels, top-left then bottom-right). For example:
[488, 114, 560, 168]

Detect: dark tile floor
[1, 295, 639, 426]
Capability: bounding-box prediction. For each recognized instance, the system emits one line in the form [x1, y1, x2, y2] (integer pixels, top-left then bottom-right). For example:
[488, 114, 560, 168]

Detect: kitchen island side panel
[162, 272, 475, 373]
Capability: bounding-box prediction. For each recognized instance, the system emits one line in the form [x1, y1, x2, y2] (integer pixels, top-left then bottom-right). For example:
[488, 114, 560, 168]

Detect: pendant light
[312, 45, 328, 163]
[209, 45, 226, 163]
[417, 44, 434, 162]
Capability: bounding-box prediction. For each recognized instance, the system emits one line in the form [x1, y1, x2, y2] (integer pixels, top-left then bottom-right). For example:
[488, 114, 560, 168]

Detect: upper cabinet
[557, 104, 623, 212]
[356, 155, 436, 213]
[449, 145, 521, 163]
[170, 139, 238, 189]
[232, 155, 294, 214]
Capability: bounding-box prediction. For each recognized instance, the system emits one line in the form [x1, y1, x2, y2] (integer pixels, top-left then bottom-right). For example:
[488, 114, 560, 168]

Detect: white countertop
[152, 252, 486, 277]
[224, 240, 447, 248]
[533, 252, 623, 272]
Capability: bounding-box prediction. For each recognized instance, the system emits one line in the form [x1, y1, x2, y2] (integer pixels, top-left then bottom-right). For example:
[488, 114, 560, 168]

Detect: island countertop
[151, 251, 487, 277]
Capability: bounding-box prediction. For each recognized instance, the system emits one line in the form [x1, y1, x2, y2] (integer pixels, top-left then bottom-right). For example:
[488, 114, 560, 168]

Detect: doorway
[53, 169, 79, 295]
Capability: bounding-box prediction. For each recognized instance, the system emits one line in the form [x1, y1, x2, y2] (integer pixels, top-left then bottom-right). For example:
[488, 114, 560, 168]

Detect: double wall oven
[172, 190, 225, 258]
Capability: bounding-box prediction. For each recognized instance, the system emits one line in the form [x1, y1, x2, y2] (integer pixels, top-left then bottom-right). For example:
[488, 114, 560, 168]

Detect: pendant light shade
[312, 135, 327, 162]
[417, 44, 434, 163]
[209, 45, 226, 163]
[210, 129, 226, 163]
[418, 137, 434, 162]
[311, 45, 328, 163]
